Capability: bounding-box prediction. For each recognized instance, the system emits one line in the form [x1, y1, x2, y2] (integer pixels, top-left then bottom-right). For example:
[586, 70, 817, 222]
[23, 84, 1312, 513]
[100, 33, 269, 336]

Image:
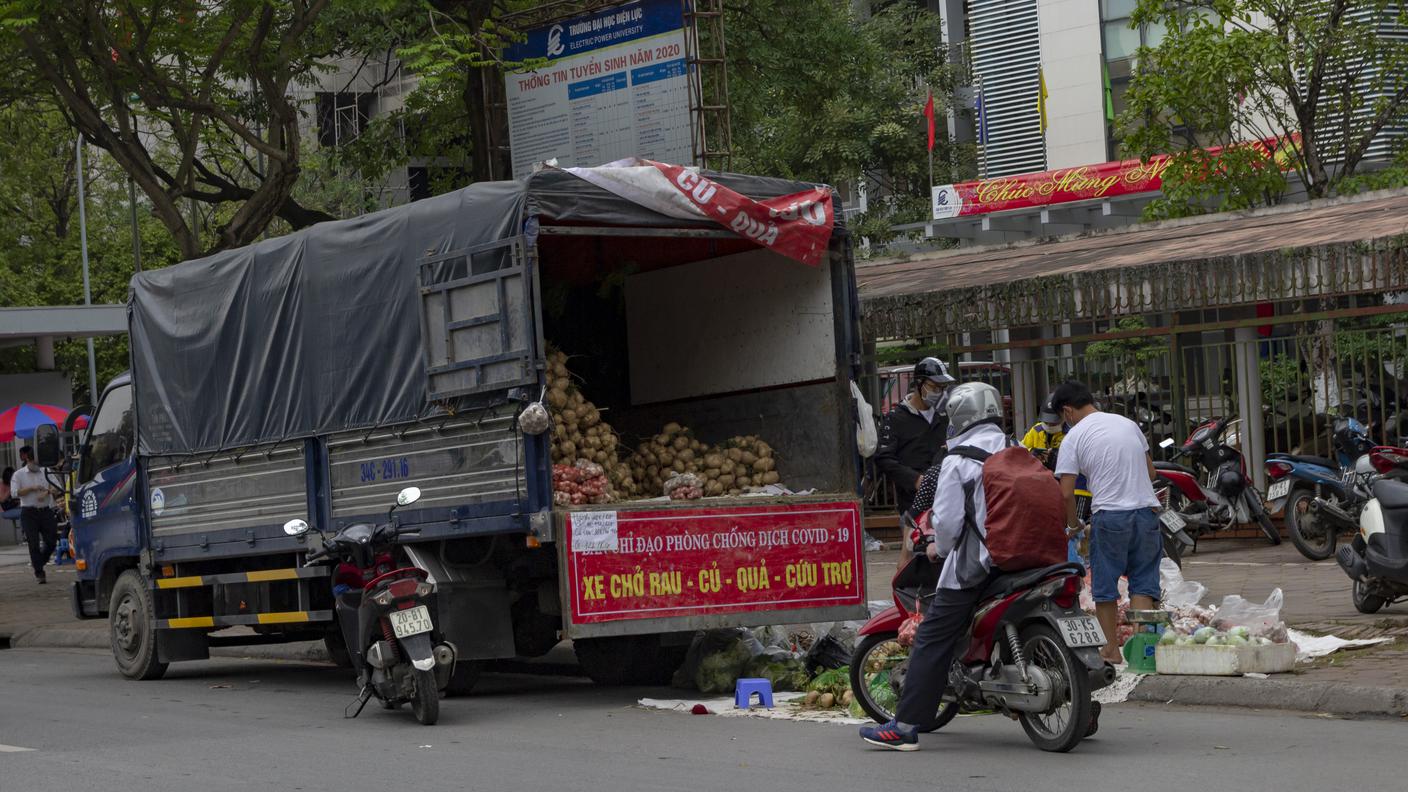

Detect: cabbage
[1206, 634, 1228, 646]
[1159, 629, 1179, 645]
[1226, 634, 1249, 646]
[1228, 626, 1251, 641]
[1251, 636, 1273, 646]
[1175, 635, 1195, 646]
[1193, 627, 1217, 644]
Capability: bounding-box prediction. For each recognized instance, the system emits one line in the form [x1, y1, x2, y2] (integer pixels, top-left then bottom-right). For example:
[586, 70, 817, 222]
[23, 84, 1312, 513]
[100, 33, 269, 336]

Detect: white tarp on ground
[1287, 628, 1394, 662]
[638, 693, 869, 725]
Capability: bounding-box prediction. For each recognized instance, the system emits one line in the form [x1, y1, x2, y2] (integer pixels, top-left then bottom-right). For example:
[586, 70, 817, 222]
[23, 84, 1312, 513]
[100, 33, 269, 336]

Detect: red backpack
[949, 445, 1068, 571]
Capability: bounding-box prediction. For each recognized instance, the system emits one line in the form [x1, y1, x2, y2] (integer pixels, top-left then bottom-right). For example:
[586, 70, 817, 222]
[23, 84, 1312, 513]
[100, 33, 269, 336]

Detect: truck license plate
[1267, 480, 1291, 501]
[1058, 616, 1106, 648]
[389, 605, 433, 639]
[1158, 509, 1187, 531]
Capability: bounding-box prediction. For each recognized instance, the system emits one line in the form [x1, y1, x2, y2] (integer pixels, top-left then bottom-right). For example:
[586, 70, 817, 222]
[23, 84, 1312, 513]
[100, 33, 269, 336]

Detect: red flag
[924, 92, 935, 152]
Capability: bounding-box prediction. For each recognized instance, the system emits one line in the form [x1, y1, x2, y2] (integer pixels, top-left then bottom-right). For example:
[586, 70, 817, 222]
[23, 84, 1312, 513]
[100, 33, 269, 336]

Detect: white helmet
[945, 382, 1003, 438]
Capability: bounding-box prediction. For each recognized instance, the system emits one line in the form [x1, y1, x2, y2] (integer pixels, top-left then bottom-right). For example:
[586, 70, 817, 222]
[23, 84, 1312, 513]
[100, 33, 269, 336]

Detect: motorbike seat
[1276, 454, 1336, 470]
[1153, 461, 1197, 476]
[979, 562, 1086, 602]
[1372, 478, 1408, 510]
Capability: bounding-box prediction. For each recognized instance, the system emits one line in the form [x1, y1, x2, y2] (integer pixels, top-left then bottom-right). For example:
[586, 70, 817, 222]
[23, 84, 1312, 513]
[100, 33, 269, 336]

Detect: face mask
[1044, 423, 1063, 434]
[922, 388, 945, 409]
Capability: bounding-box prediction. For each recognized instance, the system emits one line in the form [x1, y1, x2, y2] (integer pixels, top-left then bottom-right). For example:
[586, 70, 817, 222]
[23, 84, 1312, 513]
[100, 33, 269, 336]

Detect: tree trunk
[465, 66, 511, 182]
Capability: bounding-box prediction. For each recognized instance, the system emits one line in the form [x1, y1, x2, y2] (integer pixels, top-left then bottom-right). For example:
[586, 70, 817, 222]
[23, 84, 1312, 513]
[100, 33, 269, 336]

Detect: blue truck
[43, 168, 869, 687]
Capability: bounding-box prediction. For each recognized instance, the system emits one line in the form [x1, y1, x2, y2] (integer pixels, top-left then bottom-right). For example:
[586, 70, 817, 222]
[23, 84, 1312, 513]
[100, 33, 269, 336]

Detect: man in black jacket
[874, 357, 954, 518]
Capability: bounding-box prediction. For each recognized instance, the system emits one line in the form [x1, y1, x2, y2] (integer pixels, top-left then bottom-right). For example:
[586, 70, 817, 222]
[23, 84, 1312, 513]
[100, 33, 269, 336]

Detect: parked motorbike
[1264, 417, 1377, 561]
[851, 521, 1113, 753]
[290, 486, 457, 725]
[1154, 416, 1281, 549]
[1335, 475, 1408, 614]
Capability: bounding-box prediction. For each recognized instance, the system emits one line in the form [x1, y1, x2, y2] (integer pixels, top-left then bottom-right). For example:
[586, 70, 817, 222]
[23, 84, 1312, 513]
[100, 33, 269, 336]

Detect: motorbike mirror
[283, 519, 311, 537]
[395, 486, 422, 508]
[1159, 437, 1176, 449]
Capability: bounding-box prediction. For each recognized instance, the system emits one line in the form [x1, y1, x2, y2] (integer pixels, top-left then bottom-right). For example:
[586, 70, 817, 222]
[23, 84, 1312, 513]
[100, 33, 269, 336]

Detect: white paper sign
[572, 510, 619, 552]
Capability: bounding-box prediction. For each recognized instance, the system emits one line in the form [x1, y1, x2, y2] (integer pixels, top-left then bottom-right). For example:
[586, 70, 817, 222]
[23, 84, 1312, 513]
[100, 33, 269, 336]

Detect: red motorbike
[1153, 415, 1279, 556]
[850, 515, 1114, 753]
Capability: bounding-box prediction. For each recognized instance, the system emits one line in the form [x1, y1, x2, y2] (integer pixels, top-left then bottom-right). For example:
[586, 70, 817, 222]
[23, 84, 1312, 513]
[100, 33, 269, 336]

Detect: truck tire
[445, 661, 482, 697]
[109, 570, 168, 681]
[574, 635, 687, 686]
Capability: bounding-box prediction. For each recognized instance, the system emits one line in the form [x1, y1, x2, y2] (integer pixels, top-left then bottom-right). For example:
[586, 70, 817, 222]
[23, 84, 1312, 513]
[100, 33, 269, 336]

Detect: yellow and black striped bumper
[153, 567, 327, 590]
[156, 609, 334, 630]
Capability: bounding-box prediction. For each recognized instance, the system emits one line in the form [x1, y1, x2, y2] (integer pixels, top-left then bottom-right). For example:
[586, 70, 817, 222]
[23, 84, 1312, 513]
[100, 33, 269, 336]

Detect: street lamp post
[75, 136, 99, 405]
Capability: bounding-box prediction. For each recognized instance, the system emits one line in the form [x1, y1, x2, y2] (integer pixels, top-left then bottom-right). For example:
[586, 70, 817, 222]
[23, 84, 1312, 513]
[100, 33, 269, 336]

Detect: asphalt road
[0, 647, 1401, 792]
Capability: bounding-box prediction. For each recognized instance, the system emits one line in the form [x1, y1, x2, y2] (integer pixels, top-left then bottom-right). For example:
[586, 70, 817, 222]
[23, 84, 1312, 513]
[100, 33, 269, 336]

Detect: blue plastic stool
[52, 537, 72, 565]
[734, 678, 774, 709]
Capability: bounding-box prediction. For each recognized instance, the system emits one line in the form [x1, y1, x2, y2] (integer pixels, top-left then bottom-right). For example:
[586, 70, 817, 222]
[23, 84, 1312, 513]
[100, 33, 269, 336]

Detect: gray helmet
[914, 356, 956, 386]
[1039, 395, 1060, 425]
[945, 382, 1004, 437]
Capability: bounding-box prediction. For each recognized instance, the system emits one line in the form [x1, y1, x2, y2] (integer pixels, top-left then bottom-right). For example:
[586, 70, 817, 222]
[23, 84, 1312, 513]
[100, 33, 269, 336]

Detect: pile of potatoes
[545, 348, 640, 498]
[627, 430, 782, 498]
[545, 347, 784, 501]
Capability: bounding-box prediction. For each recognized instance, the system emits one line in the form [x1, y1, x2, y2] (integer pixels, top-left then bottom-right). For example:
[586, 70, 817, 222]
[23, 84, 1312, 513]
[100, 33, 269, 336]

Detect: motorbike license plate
[1158, 509, 1187, 531]
[1058, 616, 1106, 648]
[389, 605, 433, 639]
[1267, 480, 1291, 501]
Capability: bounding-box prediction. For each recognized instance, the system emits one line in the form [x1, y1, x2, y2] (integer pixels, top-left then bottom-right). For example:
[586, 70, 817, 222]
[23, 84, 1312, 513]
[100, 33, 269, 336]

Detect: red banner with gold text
[564, 500, 865, 625]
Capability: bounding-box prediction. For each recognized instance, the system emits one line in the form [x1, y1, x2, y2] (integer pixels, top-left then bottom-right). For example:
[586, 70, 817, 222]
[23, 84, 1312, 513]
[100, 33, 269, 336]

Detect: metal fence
[863, 311, 1408, 516]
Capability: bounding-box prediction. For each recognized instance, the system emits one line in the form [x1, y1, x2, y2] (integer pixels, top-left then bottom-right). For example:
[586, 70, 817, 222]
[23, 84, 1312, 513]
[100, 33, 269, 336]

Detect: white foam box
[1155, 642, 1296, 676]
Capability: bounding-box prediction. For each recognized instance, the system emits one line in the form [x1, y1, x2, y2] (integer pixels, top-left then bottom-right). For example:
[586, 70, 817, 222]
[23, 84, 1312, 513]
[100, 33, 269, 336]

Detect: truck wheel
[575, 635, 687, 686]
[109, 570, 168, 681]
[445, 661, 482, 697]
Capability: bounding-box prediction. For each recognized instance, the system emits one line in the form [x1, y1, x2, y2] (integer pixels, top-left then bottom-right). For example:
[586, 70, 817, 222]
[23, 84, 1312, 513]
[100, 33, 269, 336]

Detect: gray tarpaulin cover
[129, 169, 829, 455]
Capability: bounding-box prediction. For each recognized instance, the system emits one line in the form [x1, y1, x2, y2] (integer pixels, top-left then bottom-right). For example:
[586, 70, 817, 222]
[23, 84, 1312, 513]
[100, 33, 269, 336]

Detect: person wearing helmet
[874, 357, 955, 518]
[860, 382, 1008, 751]
[1020, 397, 1066, 469]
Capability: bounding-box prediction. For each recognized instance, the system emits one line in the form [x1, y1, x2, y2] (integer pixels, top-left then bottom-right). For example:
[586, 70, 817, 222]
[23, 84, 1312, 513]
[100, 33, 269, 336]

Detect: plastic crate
[1155, 642, 1296, 676]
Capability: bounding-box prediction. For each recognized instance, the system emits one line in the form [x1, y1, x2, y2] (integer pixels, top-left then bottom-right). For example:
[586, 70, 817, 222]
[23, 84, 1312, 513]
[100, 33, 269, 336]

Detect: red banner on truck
[564, 500, 864, 625]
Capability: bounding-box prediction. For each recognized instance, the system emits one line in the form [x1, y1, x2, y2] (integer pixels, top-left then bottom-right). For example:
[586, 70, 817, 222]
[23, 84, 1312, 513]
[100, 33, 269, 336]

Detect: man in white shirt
[10, 446, 60, 584]
[1052, 381, 1162, 664]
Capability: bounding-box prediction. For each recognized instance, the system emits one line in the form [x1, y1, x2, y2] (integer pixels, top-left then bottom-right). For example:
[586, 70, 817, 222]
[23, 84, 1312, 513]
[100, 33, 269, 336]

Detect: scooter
[851, 519, 1113, 753]
[289, 486, 457, 725]
[1154, 416, 1281, 549]
[1264, 417, 1377, 561]
[1335, 475, 1408, 614]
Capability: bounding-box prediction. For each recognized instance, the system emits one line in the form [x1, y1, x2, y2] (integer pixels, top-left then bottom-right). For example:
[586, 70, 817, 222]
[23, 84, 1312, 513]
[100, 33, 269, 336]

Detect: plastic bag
[671, 628, 764, 690]
[897, 611, 922, 647]
[1159, 557, 1208, 609]
[851, 380, 879, 458]
[1213, 588, 1285, 639]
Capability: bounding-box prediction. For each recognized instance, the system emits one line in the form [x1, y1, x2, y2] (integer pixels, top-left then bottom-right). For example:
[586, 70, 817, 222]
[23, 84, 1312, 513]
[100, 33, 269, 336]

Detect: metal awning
[0, 305, 127, 347]
[859, 189, 1408, 340]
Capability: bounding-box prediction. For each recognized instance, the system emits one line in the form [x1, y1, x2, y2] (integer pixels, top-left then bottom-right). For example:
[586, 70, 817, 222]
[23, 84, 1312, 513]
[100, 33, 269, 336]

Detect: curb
[1129, 673, 1408, 717]
[5, 626, 332, 663]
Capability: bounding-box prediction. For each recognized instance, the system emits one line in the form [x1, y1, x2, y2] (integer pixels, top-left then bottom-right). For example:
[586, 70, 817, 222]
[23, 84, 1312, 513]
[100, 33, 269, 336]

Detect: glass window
[1104, 20, 1141, 60]
[83, 384, 134, 481]
[1101, 0, 1139, 18]
[1145, 19, 1169, 48]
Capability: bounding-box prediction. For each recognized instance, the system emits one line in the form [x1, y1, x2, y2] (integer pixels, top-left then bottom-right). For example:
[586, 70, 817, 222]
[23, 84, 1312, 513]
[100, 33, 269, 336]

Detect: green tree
[0, 0, 432, 257]
[726, 1, 967, 240]
[1120, 0, 1408, 219]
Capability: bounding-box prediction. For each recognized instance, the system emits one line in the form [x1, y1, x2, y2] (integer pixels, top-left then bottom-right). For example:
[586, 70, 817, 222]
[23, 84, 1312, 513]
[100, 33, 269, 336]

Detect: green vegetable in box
[744, 654, 810, 692]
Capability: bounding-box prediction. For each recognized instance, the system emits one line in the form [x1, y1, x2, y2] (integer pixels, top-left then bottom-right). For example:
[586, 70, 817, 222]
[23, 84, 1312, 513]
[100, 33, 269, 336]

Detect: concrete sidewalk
[6, 542, 1407, 716]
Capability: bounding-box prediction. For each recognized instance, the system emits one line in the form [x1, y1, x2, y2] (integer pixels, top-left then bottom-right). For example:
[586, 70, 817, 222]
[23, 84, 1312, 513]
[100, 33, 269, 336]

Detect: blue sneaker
[859, 720, 918, 751]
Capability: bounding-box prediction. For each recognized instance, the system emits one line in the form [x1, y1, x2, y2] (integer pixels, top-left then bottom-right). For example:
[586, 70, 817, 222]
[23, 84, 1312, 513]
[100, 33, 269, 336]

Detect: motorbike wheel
[1352, 580, 1387, 615]
[849, 632, 958, 733]
[411, 668, 440, 725]
[1249, 491, 1282, 546]
[1016, 624, 1092, 753]
[1286, 489, 1335, 561]
[1161, 533, 1183, 569]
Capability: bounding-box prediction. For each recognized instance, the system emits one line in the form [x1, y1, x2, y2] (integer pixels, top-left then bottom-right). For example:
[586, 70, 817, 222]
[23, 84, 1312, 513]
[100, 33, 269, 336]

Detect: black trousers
[20, 507, 59, 577]
[894, 572, 997, 725]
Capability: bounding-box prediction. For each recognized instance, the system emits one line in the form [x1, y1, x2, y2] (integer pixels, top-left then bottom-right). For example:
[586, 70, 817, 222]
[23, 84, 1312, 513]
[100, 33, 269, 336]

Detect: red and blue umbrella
[0, 403, 89, 442]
